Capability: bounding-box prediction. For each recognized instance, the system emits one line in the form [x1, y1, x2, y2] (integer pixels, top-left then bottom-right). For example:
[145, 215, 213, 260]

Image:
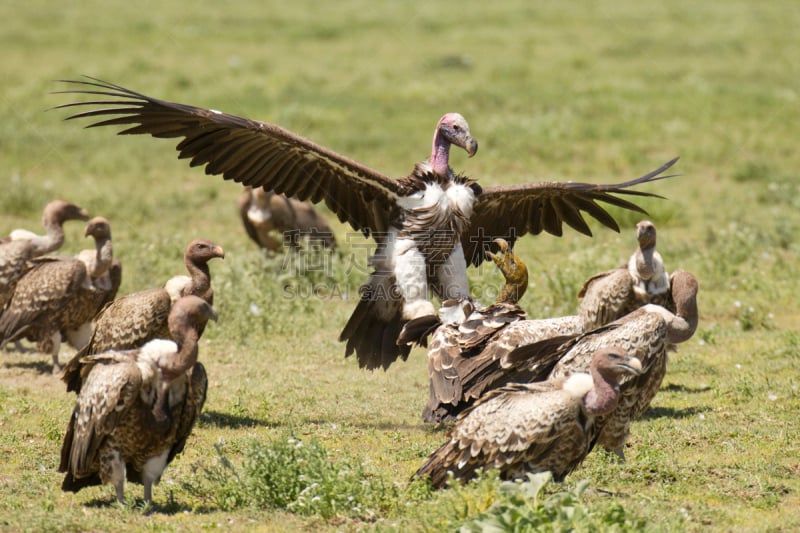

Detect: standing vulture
[0, 199, 89, 309]
[59, 295, 216, 505]
[414, 347, 642, 488]
[239, 187, 337, 251]
[62, 239, 224, 392]
[508, 269, 699, 460]
[54, 77, 679, 370]
[0, 217, 119, 373]
[578, 220, 671, 330]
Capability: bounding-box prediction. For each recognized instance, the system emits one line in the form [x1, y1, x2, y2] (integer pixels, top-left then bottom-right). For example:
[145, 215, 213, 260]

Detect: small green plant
[459, 472, 648, 532]
[185, 435, 405, 520]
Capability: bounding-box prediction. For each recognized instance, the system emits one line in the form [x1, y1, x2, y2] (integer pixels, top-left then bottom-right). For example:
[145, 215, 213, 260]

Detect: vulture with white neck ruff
[0, 199, 89, 309]
[414, 346, 643, 488]
[58, 295, 216, 505]
[578, 220, 671, 331]
[54, 77, 679, 370]
[0, 217, 120, 373]
[506, 269, 699, 461]
[62, 239, 224, 393]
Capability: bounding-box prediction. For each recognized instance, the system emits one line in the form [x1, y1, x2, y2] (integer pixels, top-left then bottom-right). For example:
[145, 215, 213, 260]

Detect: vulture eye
[452, 124, 461, 132]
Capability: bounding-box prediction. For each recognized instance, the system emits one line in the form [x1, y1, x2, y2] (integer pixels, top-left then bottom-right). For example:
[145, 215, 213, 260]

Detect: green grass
[2, 0, 800, 531]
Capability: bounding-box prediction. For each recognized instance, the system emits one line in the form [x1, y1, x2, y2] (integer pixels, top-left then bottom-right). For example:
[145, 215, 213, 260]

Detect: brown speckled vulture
[0, 217, 119, 373]
[62, 239, 223, 392]
[578, 220, 671, 331]
[507, 269, 699, 461]
[239, 186, 337, 251]
[0, 199, 89, 309]
[414, 346, 642, 488]
[59, 295, 216, 505]
[55, 77, 678, 370]
[402, 239, 583, 423]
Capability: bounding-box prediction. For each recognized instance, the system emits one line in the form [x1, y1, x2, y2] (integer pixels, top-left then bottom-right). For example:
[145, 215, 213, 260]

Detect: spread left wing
[461, 157, 679, 266]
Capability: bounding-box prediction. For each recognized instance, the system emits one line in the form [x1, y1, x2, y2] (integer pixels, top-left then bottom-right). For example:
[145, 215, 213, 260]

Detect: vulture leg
[436, 242, 470, 300]
[107, 451, 127, 505]
[394, 238, 435, 319]
[142, 450, 169, 503]
[65, 323, 93, 352]
[39, 330, 63, 375]
[609, 446, 626, 463]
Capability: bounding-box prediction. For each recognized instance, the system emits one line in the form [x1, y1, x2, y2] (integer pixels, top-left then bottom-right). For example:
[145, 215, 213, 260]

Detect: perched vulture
[508, 269, 699, 460]
[0, 199, 89, 309]
[0, 217, 119, 373]
[59, 295, 216, 505]
[578, 220, 671, 331]
[55, 77, 679, 370]
[414, 347, 643, 488]
[63, 239, 224, 392]
[239, 186, 337, 251]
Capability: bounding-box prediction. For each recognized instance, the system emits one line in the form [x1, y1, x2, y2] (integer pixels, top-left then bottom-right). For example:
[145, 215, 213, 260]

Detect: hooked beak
[214, 245, 225, 260]
[617, 355, 643, 376]
[465, 137, 478, 157]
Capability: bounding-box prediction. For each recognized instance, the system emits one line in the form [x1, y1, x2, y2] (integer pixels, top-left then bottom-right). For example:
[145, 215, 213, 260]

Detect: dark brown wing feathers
[54, 77, 401, 237]
[463, 157, 679, 265]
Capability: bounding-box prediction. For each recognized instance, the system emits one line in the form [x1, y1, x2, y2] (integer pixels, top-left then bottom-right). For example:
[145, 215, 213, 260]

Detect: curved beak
[214, 245, 225, 260]
[465, 137, 478, 158]
[206, 304, 219, 323]
[617, 355, 643, 376]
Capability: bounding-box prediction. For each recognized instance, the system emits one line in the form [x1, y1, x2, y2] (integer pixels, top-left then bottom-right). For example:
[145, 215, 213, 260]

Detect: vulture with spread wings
[54, 77, 679, 370]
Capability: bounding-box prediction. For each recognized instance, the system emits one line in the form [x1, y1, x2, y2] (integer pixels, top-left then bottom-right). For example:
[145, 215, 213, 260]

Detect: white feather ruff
[164, 275, 191, 303]
[563, 373, 594, 398]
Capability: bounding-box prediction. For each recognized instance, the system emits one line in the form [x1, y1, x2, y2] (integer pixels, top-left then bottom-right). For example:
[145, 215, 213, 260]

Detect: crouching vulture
[414, 346, 642, 488]
[55, 77, 679, 370]
[59, 295, 217, 505]
[403, 238, 585, 423]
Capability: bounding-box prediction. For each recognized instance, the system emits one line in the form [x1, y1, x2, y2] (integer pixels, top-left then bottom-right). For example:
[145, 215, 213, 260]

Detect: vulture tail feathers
[339, 273, 410, 370]
[397, 314, 442, 347]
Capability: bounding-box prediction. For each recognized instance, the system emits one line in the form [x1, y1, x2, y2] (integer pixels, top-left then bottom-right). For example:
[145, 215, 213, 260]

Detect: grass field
[2, 1, 799, 531]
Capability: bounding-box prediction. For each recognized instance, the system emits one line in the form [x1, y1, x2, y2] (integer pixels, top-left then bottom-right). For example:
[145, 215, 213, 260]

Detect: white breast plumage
[247, 204, 272, 223]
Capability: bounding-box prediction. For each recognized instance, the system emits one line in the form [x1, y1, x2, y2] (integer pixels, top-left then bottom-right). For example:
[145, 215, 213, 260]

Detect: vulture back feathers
[414, 347, 643, 488]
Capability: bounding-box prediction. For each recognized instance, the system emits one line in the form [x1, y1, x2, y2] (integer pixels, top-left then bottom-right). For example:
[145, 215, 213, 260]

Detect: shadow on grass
[200, 409, 276, 428]
[641, 405, 706, 420]
[80, 495, 221, 515]
[661, 383, 711, 394]
[2, 359, 54, 374]
[200, 409, 433, 432]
